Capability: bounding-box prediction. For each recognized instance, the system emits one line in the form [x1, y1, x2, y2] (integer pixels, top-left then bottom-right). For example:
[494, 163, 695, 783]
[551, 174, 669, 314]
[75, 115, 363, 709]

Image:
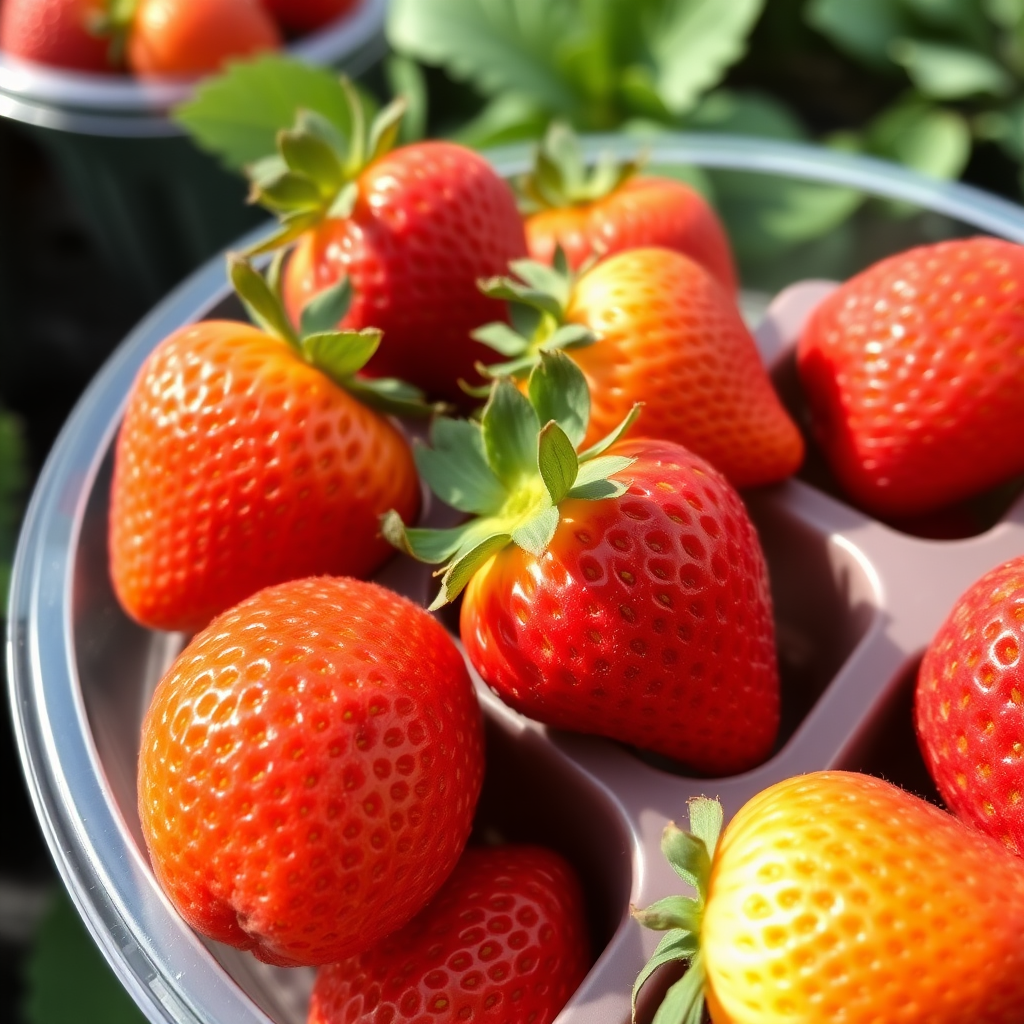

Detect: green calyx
[382, 351, 641, 610]
[228, 253, 434, 418]
[472, 246, 596, 386]
[86, 0, 137, 68]
[516, 122, 643, 214]
[631, 798, 724, 1024]
[244, 79, 406, 256]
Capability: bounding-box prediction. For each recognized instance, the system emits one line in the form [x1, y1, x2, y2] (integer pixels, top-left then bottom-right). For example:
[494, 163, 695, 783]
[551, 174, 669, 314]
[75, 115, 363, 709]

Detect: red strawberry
[110, 256, 423, 633]
[245, 86, 528, 404]
[308, 845, 591, 1024]
[138, 575, 485, 968]
[916, 555, 1024, 855]
[797, 237, 1024, 518]
[261, 0, 359, 34]
[475, 246, 803, 488]
[0, 0, 111, 72]
[518, 124, 736, 291]
[384, 354, 780, 775]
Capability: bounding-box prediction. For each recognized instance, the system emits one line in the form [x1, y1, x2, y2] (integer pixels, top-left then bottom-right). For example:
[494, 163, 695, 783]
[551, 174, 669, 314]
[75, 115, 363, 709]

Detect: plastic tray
[10, 133, 1024, 1024]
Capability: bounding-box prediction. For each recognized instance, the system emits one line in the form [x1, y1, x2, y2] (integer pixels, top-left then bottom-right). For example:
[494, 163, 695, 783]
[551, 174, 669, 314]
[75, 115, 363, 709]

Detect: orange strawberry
[126, 0, 280, 77]
[633, 771, 1024, 1024]
[518, 124, 736, 291]
[475, 247, 803, 488]
[109, 255, 423, 633]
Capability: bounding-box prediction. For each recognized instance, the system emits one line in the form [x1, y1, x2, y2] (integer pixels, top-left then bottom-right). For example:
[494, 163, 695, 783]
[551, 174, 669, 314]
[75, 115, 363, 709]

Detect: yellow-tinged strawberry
[633, 771, 1024, 1024]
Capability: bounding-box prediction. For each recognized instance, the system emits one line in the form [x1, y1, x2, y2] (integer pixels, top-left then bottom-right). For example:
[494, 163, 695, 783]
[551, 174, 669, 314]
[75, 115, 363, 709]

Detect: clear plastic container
[0, 0, 387, 300]
[9, 134, 1024, 1024]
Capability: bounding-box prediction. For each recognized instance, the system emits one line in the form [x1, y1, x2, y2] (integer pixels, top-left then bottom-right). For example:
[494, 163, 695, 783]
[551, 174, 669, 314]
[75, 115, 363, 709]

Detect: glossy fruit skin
[109, 320, 419, 633]
[702, 771, 1024, 1024]
[128, 0, 280, 77]
[461, 438, 779, 775]
[261, 0, 360, 33]
[566, 248, 803, 488]
[916, 556, 1024, 855]
[283, 142, 528, 404]
[308, 844, 591, 1024]
[138, 576, 485, 968]
[0, 0, 110, 72]
[797, 237, 1024, 518]
[526, 177, 737, 292]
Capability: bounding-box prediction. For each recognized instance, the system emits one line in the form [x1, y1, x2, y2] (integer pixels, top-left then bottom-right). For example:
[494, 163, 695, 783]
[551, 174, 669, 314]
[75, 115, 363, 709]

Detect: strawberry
[797, 237, 1024, 518]
[244, 85, 528, 404]
[260, 0, 360, 34]
[125, 0, 280, 77]
[109, 255, 424, 633]
[308, 844, 590, 1024]
[916, 555, 1024, 855]
[474, 247, 803, 488]
[518, 124, 737, 291]
[634, 771, 1024, 1024]
[137, 575, 485, 968]
[383, 353, 780, 775]
[0, 0, 111, 72]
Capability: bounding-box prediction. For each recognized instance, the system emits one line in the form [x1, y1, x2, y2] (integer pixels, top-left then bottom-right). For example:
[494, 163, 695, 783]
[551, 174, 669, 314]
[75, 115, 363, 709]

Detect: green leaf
[228, 254, 300, 347]
[343, 376, 433, 418]
[300, 276, 352, 337]
[528, 351, 590, 449]
[652, 954, 706, 1024]
[173, 55, 355, 171]
[25, 890, 148, 1024]
[688, 796, 725, 860]
[451, 92, 551, 150]
[253, 169, 323, 212]
[431, 532, 513, 609]
[805, 0, 909, 68]
[578, 404, 640, 461]
[387, 0, 583, 117]
[386, 55, 429, 143]
[510, 504, 560, 555]
[538, 422, 579, 504]
[631, 895, 702, 932]
[568, 478, 629, 501]
[890, 39, 1013, 99]
[661, 822, 711, 893]
[367, 97, 408, 166]
[472, 322, 531, 358]
[648, 0, 766, 115]
[631, 929, 699, 1023]
[985, 0, 1024, 29]
[572, 454, 634, 487]
[683, 88, 807, 140]
[508, 258, 572, 306]
[301, 330, 381, 380]
[541, 324, 596, 352]
[381, 513, 487, 564]
[415, 418, 507, 515]
[278, 127, 344, 190]
[481, 379, 541, 488]
[867, 98, 970, 180]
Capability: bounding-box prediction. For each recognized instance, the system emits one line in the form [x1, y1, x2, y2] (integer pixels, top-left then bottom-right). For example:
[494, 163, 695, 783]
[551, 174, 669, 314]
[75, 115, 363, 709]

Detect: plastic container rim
[9, 132, 1024, 1024]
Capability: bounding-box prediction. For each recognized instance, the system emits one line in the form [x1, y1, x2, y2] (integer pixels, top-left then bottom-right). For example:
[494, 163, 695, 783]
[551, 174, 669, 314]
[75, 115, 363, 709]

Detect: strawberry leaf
[278, 127, 345, 190]
[540, 324, 596, 352]
[511, 505, 560, 556]
[300, 277, 352, 337]
[481, 380, 541, 488]
[343, 377, 434, 418]
[631, 929, 699, 1024]
[431, 532, 513, 610]
[229, 254, 301, 348]
[661, 823, 711, 894]
[567, 478, 628, 502]
[652, 953, 706, 1024]
[571, 454, 634, 491]
[538, 422, 579, 505]
[301, 330, 381, 380]
[381, 512, 479, 563]
[687, 796, 725, 860]
[630, 895, 702, 932]
[472, 322, 531, 357]
[529, 351, 590, 448]
[415, 419, 507, 515]
[578, 405, 642, 461]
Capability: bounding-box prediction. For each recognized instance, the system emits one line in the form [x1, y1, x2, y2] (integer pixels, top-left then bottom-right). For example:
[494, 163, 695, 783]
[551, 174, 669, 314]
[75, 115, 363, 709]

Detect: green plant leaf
[481, 379, 541, 488]
[229, 254, 301, 347]
[415, 418, 507, 515]
[569, 455, 634, 498]
[578, 405, 641, 461]
[647, 0, 766, 115]
[528, 351, 590, 448]
[510, 504, 560, 555]
[661, 822, 711, 892]
[431, 532, 513, 609]
[387, 0, 582, 117]
[451, 92, 552, 149]
[652, 954, 706, 1024]
[630, 894, 702, 931]
[300, 276, 352, 337]
[985, 0, 1024, 29]
[683, 88, 807, 140]
[473, 322, 531, 358]
[174, 55, 357, 171]
[806, 0, 909, 68]
[890, 38, 1013, 99]
[868, 97, 970, 179]
[631, 929, 699, 1022]
[386, 55, 429, 143]
[301, 330, 381, 380]
[687, 796, 725, 859]
[538, 422, 579, 504]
